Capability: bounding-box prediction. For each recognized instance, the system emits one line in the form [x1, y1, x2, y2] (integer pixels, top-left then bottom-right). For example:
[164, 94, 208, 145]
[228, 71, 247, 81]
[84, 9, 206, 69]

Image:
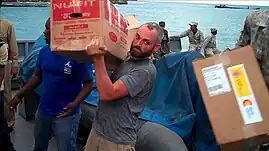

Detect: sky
[142, 0, 269, 6]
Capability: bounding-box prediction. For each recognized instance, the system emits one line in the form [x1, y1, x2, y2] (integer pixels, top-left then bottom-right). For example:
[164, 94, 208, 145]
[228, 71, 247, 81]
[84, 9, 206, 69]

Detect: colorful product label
[227, 64, 263, 125]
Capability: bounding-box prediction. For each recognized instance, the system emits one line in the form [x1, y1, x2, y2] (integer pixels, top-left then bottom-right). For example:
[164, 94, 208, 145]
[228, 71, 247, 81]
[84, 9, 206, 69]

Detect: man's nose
[136, 39, 144, 46]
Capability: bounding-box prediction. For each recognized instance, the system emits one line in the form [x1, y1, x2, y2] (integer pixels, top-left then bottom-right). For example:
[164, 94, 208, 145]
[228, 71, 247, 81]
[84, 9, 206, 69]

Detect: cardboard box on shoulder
[192, 46, 269, 151]
[50, 0, 140, 63]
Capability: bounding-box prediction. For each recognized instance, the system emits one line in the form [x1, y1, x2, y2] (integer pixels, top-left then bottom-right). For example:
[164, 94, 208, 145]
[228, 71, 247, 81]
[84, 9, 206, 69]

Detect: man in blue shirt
[8, 17, 94, 151]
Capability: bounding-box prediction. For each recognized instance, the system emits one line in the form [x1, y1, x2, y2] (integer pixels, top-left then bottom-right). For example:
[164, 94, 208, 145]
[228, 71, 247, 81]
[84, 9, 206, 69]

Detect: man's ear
[154, 44, 161, 51]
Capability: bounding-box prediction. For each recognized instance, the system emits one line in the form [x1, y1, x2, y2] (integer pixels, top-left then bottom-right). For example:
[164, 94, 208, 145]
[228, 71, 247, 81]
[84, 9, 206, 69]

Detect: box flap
[125, 15, 140, 30]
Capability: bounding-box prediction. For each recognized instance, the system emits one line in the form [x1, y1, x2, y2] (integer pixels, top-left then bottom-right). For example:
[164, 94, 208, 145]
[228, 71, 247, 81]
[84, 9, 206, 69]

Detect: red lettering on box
[64, 24, 88, 30]
[120, 36, 127, 44]
[52, 0, 100, 21]
[109, 32, 118, 42]
[120, 14, 128, 35]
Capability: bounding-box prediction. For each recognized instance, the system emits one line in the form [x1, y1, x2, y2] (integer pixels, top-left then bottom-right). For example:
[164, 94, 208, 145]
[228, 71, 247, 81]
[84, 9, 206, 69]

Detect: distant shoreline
[0, 1, 50, 7]
[141, 0, 269, 7]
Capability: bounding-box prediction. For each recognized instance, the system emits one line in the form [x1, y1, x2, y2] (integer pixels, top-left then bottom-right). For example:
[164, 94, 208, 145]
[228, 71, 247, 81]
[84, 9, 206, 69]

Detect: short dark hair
[159, 21, 165, 26]
[142, 22, 164, 43]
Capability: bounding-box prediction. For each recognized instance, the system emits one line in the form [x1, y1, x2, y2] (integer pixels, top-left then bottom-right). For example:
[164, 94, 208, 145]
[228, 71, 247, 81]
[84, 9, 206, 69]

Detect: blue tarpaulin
[138, 51, 220, 151]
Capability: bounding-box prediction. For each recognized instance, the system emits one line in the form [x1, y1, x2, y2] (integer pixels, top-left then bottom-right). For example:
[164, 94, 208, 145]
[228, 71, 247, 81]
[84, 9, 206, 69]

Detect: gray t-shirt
[93, 58, 156, 144]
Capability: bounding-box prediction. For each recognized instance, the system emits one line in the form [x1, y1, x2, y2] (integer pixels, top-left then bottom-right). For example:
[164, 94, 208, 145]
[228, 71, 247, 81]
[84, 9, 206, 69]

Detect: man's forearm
[178, 30, 189, 38]
[16, 74, 41, 98]
[94, 56, 114, 99]
[72, 81, 93, 105]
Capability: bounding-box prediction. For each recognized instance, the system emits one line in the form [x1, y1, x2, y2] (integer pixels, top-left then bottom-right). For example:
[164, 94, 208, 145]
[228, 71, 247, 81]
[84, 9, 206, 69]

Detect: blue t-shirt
[36, 45, 93, 115]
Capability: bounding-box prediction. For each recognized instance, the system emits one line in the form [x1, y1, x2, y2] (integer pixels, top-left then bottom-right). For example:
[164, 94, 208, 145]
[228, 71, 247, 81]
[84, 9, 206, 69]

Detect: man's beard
[130, 45, 152, 59]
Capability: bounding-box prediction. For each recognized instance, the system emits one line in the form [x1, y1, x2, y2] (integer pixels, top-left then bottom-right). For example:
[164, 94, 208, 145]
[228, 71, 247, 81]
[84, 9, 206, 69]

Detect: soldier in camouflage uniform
[201, 28, 221, 57]
[236, 10, 269, 48]
[0, 17, 19, 127]
[236, 10, 269, 87]
[153, 21, 171, 60]
[235, 10, 269, 151]
[172, 22, 204, 52]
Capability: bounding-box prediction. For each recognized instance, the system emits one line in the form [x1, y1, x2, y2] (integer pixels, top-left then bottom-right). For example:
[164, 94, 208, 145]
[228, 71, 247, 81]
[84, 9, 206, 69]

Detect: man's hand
[57, 102, 78, 118]
[8, 95, 22, 112]
[11, 67, 18, 78]
[86, 45, 107, 57]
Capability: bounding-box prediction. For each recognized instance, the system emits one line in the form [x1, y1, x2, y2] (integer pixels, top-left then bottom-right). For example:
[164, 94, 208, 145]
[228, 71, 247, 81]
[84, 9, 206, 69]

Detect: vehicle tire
[77, 102, 97, 146]
[79, 103, 188, 151]
[136, 121, 188, 151]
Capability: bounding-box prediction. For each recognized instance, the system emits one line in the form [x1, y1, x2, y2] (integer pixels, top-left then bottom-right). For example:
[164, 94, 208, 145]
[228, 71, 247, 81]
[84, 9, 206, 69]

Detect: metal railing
[17, 40, 36, 62]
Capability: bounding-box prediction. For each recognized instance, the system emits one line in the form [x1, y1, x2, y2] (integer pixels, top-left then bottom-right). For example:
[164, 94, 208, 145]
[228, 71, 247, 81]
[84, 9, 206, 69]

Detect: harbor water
[1, 1, 269, 50]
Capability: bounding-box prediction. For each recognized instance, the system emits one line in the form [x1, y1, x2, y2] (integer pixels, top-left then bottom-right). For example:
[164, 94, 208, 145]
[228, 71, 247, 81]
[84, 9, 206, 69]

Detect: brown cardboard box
[192, 46, 269, 151]
[50, 0, 139, 63]
[125, 15, 140, 49]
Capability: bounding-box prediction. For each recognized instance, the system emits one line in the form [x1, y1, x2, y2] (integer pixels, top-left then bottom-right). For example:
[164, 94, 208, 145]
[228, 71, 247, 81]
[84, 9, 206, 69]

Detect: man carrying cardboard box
[8, 17, 94, 151]
[84, 22, 163, 151]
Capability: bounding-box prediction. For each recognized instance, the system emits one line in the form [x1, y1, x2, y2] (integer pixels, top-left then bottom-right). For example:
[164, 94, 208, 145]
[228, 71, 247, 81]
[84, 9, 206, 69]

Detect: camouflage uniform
[201, 34, 217, 56]
[236, 10, 269, 48]
[153, 29, 170, 60]
[178, 29, 204, 51]
[0, 17, 19, 123]
[256, 20, 269, 88]
[201, 28, 221, 57]
[160, 29, 170, 54]
[236, 10, 269, 87]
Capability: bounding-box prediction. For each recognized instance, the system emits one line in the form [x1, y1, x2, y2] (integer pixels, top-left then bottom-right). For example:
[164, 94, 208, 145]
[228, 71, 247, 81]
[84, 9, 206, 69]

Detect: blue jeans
[33, 108, 81, 151]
